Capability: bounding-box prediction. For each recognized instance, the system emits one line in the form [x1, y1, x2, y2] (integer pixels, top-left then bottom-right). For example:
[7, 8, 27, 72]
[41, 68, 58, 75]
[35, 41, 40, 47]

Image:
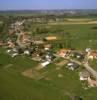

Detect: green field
[0, 47, 97, 100]
[31, 23, 97, 49]
[0, 17, 97, 100]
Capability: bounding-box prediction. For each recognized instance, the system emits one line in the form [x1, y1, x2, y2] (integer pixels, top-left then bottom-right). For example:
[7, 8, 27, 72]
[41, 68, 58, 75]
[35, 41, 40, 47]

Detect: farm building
[45, 36, 57, 41]
[44, 44, 52, 51]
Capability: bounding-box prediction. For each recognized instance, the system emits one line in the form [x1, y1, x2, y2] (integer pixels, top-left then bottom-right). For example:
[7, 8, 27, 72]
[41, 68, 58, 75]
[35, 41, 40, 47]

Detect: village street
[66, 57, 97, 80]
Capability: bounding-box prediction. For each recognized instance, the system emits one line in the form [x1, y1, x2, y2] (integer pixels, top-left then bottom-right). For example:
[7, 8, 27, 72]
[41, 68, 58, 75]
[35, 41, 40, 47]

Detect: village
[0, 0, 97, 99]
[1, 20, 97, 90]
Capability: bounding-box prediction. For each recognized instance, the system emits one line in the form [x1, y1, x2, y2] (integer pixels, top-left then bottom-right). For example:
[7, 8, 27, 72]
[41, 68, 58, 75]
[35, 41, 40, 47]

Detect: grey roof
[79, 70, 90, 78]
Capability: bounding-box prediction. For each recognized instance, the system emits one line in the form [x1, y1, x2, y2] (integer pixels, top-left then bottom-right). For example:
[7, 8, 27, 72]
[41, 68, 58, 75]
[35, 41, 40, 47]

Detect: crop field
[48, 18, 97, 25]
[31, 23, 97, 49]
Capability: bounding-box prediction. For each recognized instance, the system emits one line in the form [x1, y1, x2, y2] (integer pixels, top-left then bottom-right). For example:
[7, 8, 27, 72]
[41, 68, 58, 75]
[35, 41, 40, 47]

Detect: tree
[59, 43, 63, 49]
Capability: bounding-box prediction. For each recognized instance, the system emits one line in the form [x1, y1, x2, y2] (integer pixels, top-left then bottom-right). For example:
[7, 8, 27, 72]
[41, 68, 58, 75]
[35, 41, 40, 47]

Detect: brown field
[48, 18, 97, 25]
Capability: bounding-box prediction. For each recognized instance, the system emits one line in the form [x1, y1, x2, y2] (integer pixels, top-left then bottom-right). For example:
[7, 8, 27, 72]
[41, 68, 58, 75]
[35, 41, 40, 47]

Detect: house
[66, 62, 79, 71]
[42, 53, 52, 62]
[70, 51, 84, 60]
[88, 51, 97, 60]
[85, 48, 91, 53]
[41, 61, 51, 67]
[34, 40, 44, 45]
[13, 48, 18, 52]
[40, 51, 55, 67]
[58, 49, 71, 58]
[88, 77, 97, 87]
[11, 53, 18, 58]
[12, 21, 24, 26]
[24, 50, 30, 55]
[44, 44, 52, 51]
[79, 70, 90, 81]
[7, 41, 15, 48]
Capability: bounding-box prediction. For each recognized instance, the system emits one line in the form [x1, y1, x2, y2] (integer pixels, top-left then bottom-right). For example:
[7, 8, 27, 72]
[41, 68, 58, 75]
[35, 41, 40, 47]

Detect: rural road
[83, 62, 97, 80]
[54, 54, 97, 80]
[68, 58, 97, 80]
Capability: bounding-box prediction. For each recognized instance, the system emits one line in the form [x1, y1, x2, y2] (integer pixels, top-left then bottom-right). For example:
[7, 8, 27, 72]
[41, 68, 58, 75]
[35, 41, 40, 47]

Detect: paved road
[54, 54, 97, 80]
[68, 58, 97, 80]
[67, 58, 97, 80]
[83, 62, 97, 80]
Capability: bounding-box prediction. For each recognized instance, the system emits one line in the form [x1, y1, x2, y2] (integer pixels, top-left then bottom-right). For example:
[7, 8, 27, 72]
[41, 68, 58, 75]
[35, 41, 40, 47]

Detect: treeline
[0, 13, 97, 22]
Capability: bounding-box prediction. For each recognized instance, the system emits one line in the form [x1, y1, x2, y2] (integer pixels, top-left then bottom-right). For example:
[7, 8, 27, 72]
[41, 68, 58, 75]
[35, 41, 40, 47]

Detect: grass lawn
[0, 48, 97, 100]
[89, 59, 97, 71]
